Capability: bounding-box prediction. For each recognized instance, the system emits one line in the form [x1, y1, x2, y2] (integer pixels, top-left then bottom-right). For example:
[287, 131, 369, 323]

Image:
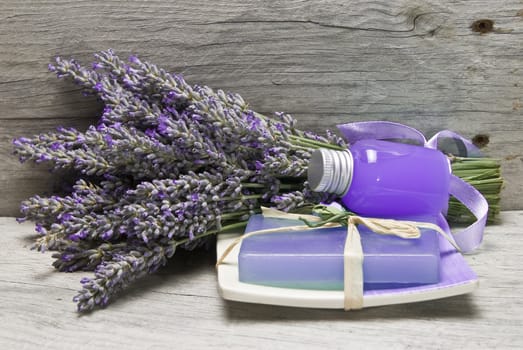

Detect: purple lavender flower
[35, 223, 46, 235]
[73, 241, 176, 311]
[128, 55, 140, 64]
[69, 230, 88, 242]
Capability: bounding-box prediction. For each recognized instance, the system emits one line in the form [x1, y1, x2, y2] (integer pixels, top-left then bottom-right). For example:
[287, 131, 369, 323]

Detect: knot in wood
[471, 19, 494, 34]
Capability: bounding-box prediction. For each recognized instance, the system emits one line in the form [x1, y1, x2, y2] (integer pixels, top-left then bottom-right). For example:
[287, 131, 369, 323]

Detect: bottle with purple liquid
[308, 139, 451, 217]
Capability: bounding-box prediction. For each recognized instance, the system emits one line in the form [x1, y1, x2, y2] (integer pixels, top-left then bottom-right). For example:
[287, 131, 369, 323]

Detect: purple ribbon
[336, 121, 488, 253]
[337, 121, 483, 157]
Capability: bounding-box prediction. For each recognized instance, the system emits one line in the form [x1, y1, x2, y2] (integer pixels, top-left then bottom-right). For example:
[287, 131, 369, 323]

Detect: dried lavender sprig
[270, 182, 338, 212]
[32, 211, 123, 251]
[256, 147, 311, 177]
[94, 123, 192, 179]
[73, 220, 249, 312]
[51, 56, 128, 110]
[13, 129, 111, 176]
[73, 242, 176, 311]
[19, 179, 118, 224]
[51, 241, 128, 272]
[52, 56, 163, 129]
[153, 111, 237, 171]
[95, 50, 210, 107]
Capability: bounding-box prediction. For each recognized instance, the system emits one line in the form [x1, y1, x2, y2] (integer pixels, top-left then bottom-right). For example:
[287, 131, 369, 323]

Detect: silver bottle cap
[308, 148, 353, 196]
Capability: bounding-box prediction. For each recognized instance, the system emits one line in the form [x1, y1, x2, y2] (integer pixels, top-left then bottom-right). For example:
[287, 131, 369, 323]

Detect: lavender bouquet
[13, 50, 502, 311]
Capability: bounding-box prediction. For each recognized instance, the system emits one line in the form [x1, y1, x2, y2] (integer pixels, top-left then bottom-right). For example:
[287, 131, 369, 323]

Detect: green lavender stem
[241, 183, 302, 190]
[288, 135, 345, 151]
[449, 157, 503, 223]
[175, 221, 248, 248]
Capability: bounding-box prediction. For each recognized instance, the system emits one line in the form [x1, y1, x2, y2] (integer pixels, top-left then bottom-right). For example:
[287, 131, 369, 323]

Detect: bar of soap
[238, 215, 441, 290]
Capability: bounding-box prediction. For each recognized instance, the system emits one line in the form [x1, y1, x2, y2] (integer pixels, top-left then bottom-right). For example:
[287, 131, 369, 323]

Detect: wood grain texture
[1, 211, 522, 349]
[0, 0, 522, 216]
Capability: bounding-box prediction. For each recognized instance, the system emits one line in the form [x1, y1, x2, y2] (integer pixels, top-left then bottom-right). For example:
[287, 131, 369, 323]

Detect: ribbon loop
[337, 121, 483, 157]
[449, 175, 488, 252]
[337, 121, 426, 145]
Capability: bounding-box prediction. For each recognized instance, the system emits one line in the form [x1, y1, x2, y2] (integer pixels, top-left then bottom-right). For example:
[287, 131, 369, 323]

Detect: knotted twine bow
[216, 207, 460, 311]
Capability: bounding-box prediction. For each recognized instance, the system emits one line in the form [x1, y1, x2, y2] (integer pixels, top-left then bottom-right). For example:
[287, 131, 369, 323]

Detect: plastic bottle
[308, 139, 451, 217]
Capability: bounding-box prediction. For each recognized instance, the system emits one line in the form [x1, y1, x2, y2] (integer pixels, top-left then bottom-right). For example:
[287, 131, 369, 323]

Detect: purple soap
[238, 215, 440, 290]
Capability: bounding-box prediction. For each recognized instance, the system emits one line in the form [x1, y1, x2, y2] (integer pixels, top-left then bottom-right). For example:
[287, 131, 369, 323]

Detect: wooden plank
[0, 211, 522, 348]
[0, 0, 522, 215]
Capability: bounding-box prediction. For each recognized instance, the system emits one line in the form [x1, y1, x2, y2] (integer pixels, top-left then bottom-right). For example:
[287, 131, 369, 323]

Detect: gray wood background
[1, 2, 523, 349]
[1, 1, 522, 216]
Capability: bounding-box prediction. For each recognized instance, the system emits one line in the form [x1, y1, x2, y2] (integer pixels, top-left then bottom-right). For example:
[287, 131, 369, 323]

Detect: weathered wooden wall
[1, 0, 522, 216]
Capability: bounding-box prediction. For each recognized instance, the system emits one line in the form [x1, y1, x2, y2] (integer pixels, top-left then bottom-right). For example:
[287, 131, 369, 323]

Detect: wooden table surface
[1, 212, 522, 349]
